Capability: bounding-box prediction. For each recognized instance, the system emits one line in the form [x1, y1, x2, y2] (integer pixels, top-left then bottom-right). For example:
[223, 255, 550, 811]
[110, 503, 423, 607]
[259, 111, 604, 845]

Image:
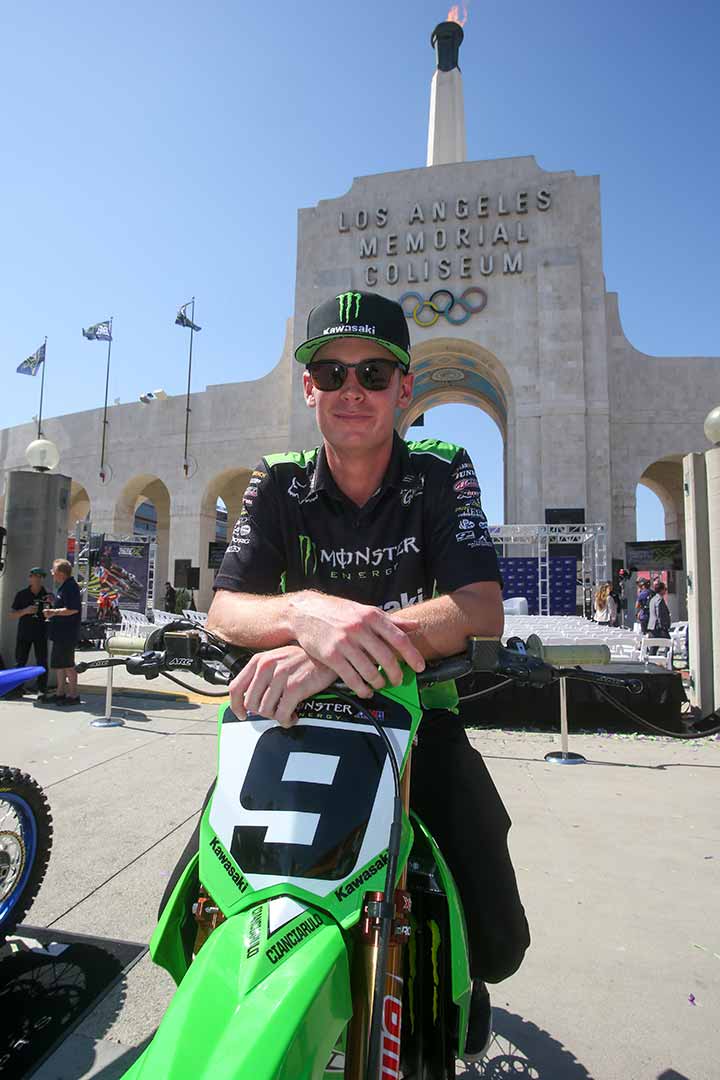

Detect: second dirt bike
[0, 666, 54, 945]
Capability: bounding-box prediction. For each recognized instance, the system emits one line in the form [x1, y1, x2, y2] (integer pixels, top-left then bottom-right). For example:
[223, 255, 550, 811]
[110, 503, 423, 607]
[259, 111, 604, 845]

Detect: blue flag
[17, 342, 46, 376]
[82, 320, 112, 341]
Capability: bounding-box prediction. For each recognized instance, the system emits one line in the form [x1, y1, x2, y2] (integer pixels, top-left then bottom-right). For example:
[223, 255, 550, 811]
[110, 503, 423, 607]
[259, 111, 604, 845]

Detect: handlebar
[75, 625, 644, 697]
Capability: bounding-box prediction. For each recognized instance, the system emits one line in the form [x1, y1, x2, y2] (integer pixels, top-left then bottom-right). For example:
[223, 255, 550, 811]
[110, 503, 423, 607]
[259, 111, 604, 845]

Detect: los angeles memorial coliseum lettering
[337, 188, 552, 285]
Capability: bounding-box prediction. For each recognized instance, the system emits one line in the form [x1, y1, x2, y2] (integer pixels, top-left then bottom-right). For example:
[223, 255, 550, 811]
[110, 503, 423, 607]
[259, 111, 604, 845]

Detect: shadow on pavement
[90, 1036, 153, 1079]
[0, 935, 135, 1079]
[457, 1008, 593, 1078]
[32, 695, 203, 715]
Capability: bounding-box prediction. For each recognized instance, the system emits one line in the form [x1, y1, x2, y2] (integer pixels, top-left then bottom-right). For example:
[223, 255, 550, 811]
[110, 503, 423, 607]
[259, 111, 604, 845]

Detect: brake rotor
[0, 828, 26, 901]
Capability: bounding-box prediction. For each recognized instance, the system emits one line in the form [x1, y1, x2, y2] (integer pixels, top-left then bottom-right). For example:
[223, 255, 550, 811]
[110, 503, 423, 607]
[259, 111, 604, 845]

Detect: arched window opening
[635, 483, 665, 541]
[412, 402, 504, 524]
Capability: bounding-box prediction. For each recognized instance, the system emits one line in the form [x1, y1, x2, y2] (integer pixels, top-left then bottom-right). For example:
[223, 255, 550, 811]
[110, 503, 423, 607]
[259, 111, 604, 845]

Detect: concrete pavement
[1, 682, 718, 1080]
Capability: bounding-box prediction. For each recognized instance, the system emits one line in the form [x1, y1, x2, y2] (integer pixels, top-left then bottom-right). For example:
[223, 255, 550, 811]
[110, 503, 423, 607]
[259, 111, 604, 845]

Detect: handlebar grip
[417, 654, 473, 686]
[525, 635, 611, 668]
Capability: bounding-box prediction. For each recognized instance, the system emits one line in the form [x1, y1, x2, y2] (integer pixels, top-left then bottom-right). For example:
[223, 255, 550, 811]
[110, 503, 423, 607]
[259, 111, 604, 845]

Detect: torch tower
[426, 18, 467, 166]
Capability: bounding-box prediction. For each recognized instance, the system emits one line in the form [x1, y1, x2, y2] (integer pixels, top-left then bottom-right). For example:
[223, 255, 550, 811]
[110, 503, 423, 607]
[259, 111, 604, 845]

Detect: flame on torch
[447, 4, 468, 26]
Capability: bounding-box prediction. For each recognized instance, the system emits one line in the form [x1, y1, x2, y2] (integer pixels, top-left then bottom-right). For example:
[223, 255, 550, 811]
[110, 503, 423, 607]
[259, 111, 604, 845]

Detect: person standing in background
[44, 558, 82, 705]
[647, 580, 671, 651]
[8, 567, 51, 698]
[635, 578, 652, 635]
[593, 582, 617, 625]
[164, 582, 177, 613]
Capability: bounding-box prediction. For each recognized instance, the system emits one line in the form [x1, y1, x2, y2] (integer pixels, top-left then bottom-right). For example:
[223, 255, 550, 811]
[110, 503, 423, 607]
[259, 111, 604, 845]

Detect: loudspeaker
[174, 559, 191, 588]
[187, 567, 200, 590]
[545, 508, 585, 558]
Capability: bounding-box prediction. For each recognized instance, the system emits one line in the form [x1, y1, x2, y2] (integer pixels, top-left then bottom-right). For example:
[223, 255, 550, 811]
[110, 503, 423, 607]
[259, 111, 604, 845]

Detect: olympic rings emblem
[400, 287, 487, 327]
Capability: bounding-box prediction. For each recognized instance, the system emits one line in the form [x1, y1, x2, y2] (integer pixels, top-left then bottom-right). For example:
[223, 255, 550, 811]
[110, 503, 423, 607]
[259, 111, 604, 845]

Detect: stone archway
[639, 457, 685, 544]
[198, 467, 254, 610]
[637, 455, 686, 619]
[396, 336, 512, 519]
[114, 475, 171, 608]
[68, 481, 91, 533]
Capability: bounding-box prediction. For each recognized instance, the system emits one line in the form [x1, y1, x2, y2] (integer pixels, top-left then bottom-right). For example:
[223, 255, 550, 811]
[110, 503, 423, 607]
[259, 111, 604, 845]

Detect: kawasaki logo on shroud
[335, 851, 389, 901]
[209, 835, 248, 893]
[266, 913, 323, 964]
[337, 291, 361, 322]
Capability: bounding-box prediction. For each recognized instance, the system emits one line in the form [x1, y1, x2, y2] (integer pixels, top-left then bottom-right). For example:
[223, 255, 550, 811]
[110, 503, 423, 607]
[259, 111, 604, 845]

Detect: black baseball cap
[29, 567, 47, 576]
[295, 291, 411, 370]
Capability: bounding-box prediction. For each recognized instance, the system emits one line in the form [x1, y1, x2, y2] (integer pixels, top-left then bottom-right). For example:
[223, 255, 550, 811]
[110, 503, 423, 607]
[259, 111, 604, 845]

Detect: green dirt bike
[77, 626, 641, 1079]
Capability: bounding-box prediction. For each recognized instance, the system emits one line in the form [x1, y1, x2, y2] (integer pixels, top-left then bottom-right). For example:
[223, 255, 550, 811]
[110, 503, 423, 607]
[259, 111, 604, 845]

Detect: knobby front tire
[0, 768, 53, 943]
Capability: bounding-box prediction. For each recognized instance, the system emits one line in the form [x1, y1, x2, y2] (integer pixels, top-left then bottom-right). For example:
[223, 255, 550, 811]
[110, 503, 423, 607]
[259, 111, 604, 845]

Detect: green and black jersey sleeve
[214, 462, 286, 595]
[419, 445, 502, 594]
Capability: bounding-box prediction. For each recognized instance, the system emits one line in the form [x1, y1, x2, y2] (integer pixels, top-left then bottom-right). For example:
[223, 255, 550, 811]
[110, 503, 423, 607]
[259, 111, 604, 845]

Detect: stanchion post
[545, 675, 585, 765]
[90, 662, 124, 728]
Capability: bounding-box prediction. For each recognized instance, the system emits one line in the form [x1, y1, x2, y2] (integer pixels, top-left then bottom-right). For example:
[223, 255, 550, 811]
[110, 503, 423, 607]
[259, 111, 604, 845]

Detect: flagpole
[37, 337, 47, 439]
[182, 298, 195, 477]
[99, 318, 113, 481]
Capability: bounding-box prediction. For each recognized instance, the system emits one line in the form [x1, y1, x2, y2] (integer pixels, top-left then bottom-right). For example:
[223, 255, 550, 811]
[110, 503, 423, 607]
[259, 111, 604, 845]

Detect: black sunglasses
[306, 357, 403, 392]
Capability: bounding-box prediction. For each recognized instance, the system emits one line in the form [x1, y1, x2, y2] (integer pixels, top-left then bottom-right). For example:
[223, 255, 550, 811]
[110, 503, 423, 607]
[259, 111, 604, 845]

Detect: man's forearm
[387, 583, 504, 660]
[207, 589, 306, 649]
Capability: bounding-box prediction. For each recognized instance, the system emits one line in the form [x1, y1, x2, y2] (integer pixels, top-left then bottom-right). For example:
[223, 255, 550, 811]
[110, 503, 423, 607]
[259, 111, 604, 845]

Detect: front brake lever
[558, 667, 644, 695]
[75, 657, 128, 674]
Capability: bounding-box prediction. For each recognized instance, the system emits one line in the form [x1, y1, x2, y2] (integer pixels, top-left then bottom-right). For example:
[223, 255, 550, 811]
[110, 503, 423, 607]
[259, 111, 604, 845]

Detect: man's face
[52, 567, 67, 585]
[28, 574, 43, 593]
[302, 338, 413, 453]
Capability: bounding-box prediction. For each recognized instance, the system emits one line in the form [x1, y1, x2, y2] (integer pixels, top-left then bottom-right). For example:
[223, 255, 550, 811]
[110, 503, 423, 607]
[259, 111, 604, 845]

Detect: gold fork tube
[343, 746, 413, 1079]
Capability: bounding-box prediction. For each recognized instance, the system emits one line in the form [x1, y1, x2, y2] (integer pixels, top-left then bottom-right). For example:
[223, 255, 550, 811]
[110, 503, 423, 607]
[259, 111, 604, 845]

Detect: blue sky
[2, 0, 718, 538]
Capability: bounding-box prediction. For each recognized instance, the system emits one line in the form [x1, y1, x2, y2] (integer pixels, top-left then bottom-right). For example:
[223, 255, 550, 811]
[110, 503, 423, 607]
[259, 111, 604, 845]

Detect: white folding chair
[640, 637, 673, 670]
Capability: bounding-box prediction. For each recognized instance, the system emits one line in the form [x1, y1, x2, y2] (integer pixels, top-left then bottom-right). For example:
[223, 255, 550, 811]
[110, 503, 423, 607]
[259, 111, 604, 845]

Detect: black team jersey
[214, 433, 502, 708]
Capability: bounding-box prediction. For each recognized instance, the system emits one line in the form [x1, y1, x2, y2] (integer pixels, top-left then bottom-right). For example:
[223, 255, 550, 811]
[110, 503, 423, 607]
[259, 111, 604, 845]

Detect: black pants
[160, 711, 530, 985]
[648, 627, 670, 655]
[15, 637, 48, 692]
[411, 710, 529, 982]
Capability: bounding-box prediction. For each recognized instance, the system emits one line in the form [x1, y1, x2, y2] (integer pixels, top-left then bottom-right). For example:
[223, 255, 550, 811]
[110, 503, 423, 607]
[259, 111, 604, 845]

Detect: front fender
[124, 906, 351, 1080]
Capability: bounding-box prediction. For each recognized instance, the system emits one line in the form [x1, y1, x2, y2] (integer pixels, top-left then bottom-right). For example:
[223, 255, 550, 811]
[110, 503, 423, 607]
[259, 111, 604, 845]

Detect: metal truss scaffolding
[488, 523, 608, 617]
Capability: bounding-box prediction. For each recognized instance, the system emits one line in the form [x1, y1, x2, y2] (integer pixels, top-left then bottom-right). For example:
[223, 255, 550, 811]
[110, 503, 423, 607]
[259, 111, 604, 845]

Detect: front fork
[344, 750, 413, 1080]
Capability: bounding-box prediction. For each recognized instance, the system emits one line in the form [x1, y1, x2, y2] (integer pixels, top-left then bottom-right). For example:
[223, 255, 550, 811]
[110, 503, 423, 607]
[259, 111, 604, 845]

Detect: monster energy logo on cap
[337, 291, 361, 322]
[294, 289, 412, 369]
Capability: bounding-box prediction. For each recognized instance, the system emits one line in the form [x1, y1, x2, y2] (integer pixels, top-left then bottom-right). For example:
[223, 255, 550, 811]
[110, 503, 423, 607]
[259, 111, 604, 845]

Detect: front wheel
[0, 768, 53, 942]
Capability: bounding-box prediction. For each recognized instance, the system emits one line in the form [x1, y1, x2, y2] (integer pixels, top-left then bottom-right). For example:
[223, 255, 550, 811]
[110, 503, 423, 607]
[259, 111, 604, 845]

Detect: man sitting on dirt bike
[194, 290, 530, 1058]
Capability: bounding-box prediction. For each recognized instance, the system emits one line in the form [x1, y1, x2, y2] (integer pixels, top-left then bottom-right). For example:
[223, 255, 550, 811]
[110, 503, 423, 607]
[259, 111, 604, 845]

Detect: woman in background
[593, 582, 617, 625]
